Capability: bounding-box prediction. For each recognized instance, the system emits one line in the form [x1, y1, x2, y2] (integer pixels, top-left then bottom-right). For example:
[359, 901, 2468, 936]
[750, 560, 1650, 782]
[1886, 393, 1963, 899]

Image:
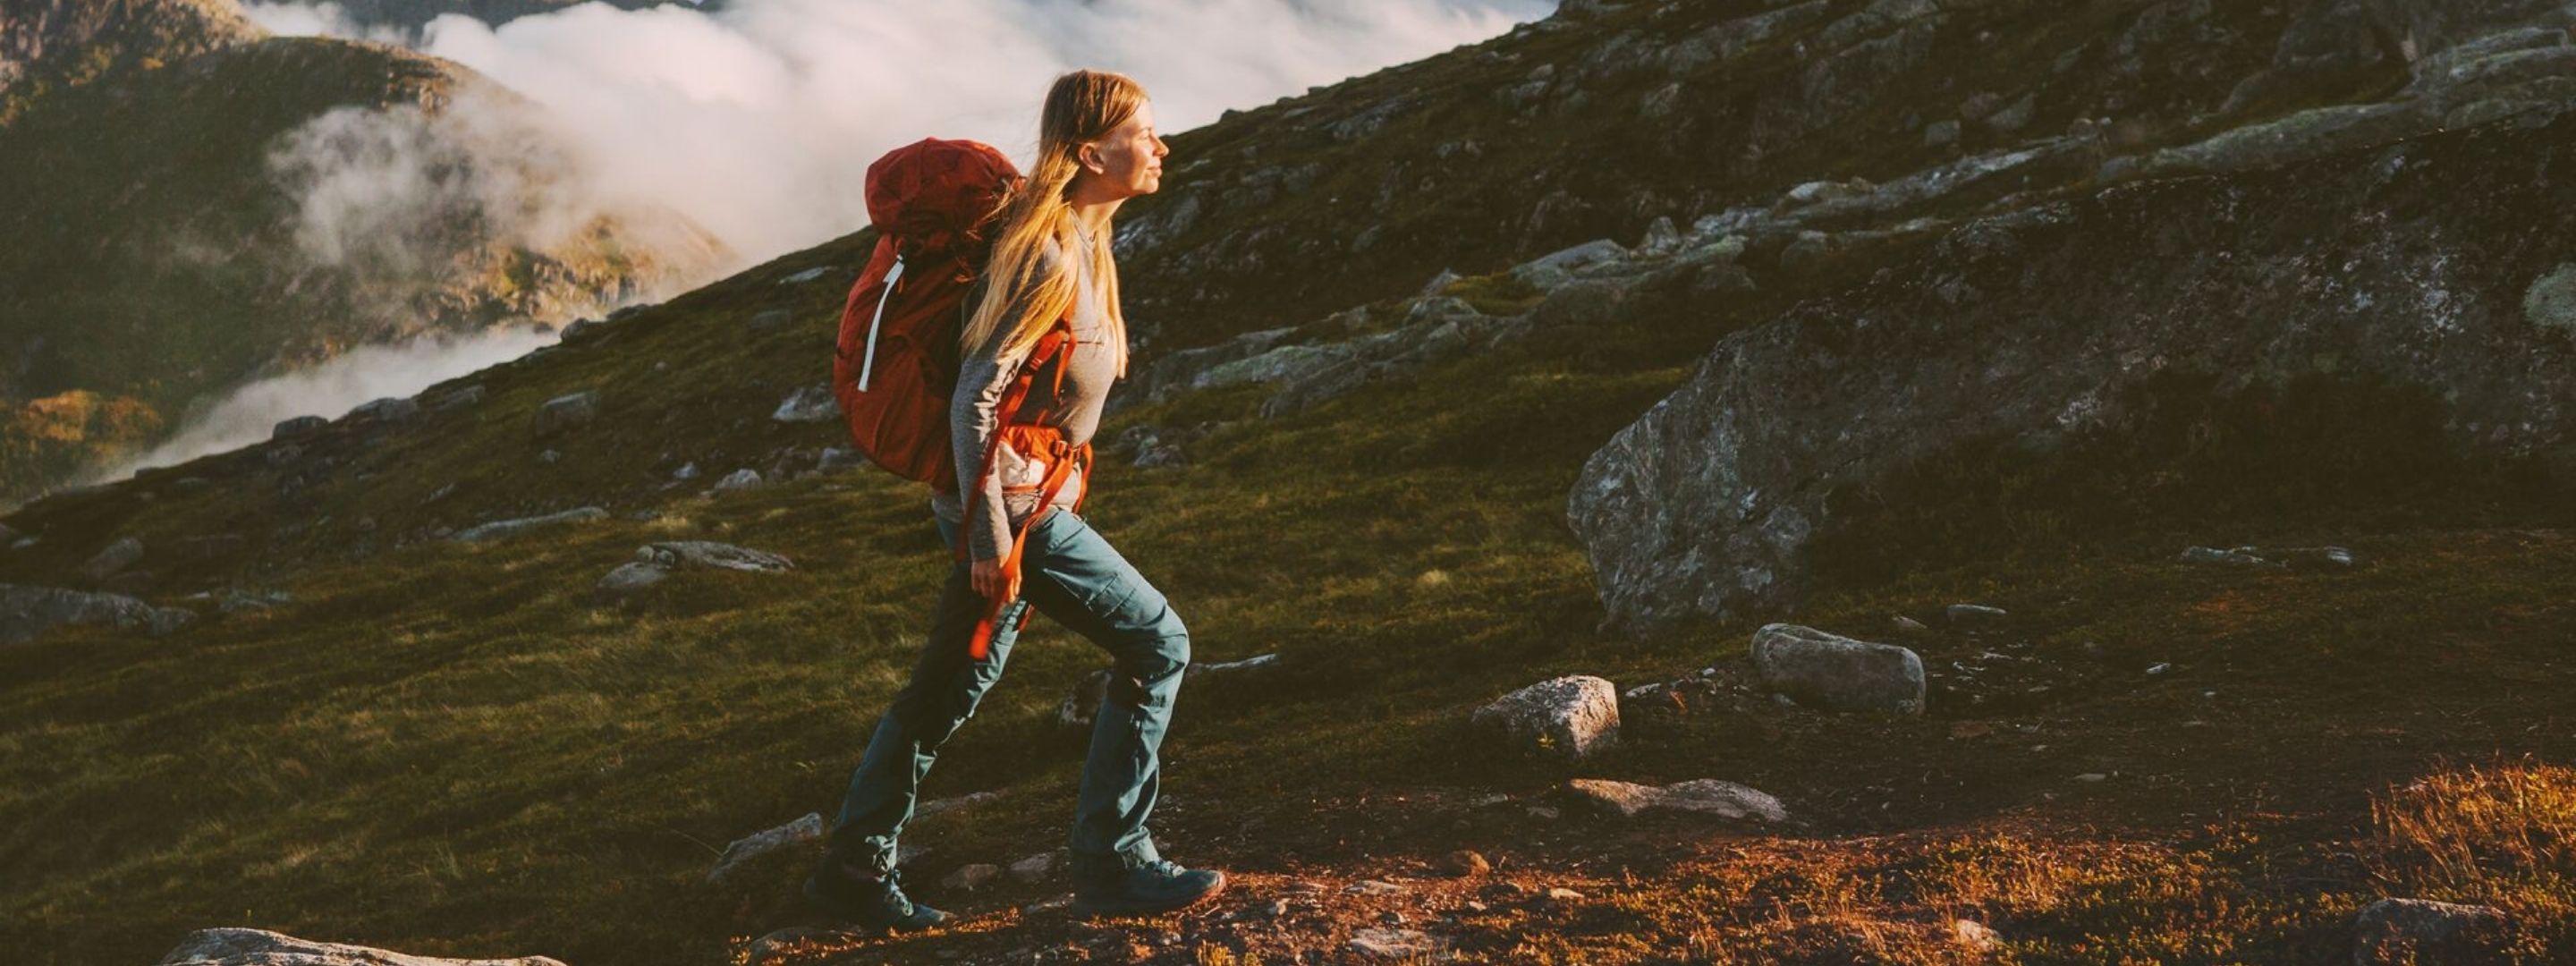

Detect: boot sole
[1069, 872, 1228, 919]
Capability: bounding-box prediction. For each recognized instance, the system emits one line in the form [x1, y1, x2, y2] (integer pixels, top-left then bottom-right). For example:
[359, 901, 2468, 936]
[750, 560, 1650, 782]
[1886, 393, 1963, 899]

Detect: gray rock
[750, 309, 794, 332]
[1750, 623, 1925, 715]
[1982, 91, 2037, 132]
[272, 415, 327, 440]
[532, 391, 600, 438]
[1572, 105, 2576, 634]
[1344, 879, 1408, 896]
[640, 541, 794, 573]
[2351, 898, 2513, 965]
[1924, 118, 1961, 148]
[1527, 279, 1633, 330]
[913, 791, 999, 818]
[349, 396, 419, 422]
[1419, 268, 1464, 297]
[2527, 263, 2576, 336]
[600, 542, 792, 597]
[1567, 777, 1789, 823]
[942, 863, 1002, 892]
[596, 562, 669, 596]
[1007, 852, 1058, 885]
[1470, 675, 1620, 761]
[709, 469, 765, 494]
[1513, 239, 1631, 289]
[816, 447, 866, 475]
[1346, 928, 1444, 959]
[559, 318, 605, 343]
[80, 537, 144, 582]
[771, 386, 839, 423]
[2182, 545, 2284, 569]
[0, 583, 192, 645]
[428, 385, 486, 411]
[1197, 653, 1278, 674]
[1891, 615, 1931, 635]
[707, 812, 826, 887]
[778, 267, 832, 285]
[448, 507, 609, 544]
[671, 462, 701, 482]
[1945, 603, 2008, 625]
[156, 928, 569, 966]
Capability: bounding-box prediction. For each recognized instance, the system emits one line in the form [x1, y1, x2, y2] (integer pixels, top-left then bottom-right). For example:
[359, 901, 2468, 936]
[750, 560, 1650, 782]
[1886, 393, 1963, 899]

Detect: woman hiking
[803, 69, 1224, 931]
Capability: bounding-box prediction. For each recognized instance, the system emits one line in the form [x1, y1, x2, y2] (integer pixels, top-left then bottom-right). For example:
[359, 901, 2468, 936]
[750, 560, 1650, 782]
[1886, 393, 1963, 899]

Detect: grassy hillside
[3, 1, 2574, 964]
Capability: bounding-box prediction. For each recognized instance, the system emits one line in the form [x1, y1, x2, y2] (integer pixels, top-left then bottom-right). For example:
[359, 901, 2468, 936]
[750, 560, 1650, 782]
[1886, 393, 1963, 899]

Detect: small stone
[273, 415, 327, 440]
[1566, 778, 1790, 824]
[1346, 928, 1443, 959]
[1441, 850, 1492, 877]
[779, 267, 832, 284]
[449, 507, 609, 544]
[750, 309, 794, 332]
[157, 929, 566, 966]
[1008, 852, 1057, 885]
[1344, 879, 1408, 896]
[710, 469, 765, 494]
[1470, 674, 1621, 760]
[772, 385, 839, 423]
[943, 863, 1002, 892]
[2352, 898, 2513, 965]
[1545, 887, 1585, 903]
[2072, 773, 2109, 783]
[1945, 604, 2008, 625]
[1751, 623, 1926, 715]
[1891, 614, 1930, 635]
[2145, 663, 2171, 675]
[1951, 919, 2003, 953]
[532, 391, 600, 439]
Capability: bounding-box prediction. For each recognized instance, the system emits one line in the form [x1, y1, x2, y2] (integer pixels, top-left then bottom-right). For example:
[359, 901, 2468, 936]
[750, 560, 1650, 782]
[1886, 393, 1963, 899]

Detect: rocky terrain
[4, 0, 2576, 964]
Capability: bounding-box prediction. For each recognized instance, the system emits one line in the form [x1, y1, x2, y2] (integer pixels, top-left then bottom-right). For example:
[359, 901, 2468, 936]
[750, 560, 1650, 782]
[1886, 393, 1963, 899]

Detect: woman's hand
[971, 558, 1020, 603]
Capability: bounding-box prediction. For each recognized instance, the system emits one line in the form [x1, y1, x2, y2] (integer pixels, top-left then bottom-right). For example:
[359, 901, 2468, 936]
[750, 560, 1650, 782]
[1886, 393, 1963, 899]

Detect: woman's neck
[1064, 180, 1126, 238]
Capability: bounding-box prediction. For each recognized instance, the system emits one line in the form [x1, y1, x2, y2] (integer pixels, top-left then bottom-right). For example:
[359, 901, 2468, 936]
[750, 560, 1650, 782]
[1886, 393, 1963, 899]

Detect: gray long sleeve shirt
[929, 237, 1120, 562]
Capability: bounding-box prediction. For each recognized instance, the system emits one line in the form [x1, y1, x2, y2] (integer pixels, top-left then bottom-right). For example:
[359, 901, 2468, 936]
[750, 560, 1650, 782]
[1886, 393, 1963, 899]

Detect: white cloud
[268, 0, 1556, 264]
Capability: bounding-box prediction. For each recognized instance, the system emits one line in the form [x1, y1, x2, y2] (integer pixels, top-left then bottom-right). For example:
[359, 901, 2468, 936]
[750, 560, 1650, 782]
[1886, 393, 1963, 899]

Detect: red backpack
[831, 137, 1091, 658]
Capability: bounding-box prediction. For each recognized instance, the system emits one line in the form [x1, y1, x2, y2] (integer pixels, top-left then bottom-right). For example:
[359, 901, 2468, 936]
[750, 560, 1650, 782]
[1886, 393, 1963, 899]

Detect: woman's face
[1080, 101, 1169, 199]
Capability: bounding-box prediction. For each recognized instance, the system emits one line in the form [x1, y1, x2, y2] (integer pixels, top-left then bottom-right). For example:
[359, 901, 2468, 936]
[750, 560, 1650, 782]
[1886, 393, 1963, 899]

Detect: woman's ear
[1076, 142, 1106, 175]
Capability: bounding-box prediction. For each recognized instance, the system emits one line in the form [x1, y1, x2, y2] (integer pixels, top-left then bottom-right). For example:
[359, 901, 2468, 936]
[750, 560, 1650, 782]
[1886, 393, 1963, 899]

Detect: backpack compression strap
[957, 317, 1082, 661]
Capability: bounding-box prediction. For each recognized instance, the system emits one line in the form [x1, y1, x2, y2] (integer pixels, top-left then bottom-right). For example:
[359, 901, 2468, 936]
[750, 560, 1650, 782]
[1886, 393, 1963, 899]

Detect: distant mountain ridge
[0, 0, 728, 507]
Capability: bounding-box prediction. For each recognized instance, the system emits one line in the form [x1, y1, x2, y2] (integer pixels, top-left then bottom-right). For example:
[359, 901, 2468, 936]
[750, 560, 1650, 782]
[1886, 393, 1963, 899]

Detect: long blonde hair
[960, 70, 1140, 377]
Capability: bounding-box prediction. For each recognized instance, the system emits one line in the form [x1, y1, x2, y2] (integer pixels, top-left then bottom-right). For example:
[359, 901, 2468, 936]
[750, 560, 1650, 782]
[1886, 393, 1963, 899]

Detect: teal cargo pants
[828, 506, 1189, 875]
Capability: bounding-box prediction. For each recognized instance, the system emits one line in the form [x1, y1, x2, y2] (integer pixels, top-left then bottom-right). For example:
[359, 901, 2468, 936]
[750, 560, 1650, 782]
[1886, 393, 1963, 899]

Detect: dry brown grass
[2364, 758, 2576, 956]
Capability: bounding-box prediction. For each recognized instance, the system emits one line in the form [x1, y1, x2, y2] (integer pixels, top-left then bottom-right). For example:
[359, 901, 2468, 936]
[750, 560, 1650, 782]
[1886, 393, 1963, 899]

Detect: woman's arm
[951, 326, 1034, 566]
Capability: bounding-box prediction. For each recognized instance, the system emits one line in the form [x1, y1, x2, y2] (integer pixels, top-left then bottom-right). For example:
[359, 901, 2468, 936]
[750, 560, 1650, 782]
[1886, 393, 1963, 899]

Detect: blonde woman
[806, 70, 1224, 930]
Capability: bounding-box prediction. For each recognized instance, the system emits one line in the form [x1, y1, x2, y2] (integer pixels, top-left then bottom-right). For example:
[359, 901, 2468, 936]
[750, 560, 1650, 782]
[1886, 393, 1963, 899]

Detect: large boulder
[1750, 623, 1926, 715]
[1571, 105, 2576, 636]
[0, 583, 191, 646]
[1470, 674, 1620, 761]
[156, 928, 567, 965]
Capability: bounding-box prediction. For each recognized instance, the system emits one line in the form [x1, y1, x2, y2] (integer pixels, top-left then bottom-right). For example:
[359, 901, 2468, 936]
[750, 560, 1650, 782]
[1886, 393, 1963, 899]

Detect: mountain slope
[0, 0, 729, 507]
[3, 1, 2576, 964]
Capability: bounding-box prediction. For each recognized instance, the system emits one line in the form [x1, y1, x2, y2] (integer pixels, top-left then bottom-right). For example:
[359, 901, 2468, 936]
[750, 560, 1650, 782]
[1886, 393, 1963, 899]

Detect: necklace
[1071, 220, 1101, 254]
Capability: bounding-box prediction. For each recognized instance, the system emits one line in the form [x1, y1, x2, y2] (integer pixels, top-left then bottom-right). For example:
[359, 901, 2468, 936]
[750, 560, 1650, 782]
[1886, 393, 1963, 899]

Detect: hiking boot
[1070, 857, 1227, 918]
[802, 861, 952, 933]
